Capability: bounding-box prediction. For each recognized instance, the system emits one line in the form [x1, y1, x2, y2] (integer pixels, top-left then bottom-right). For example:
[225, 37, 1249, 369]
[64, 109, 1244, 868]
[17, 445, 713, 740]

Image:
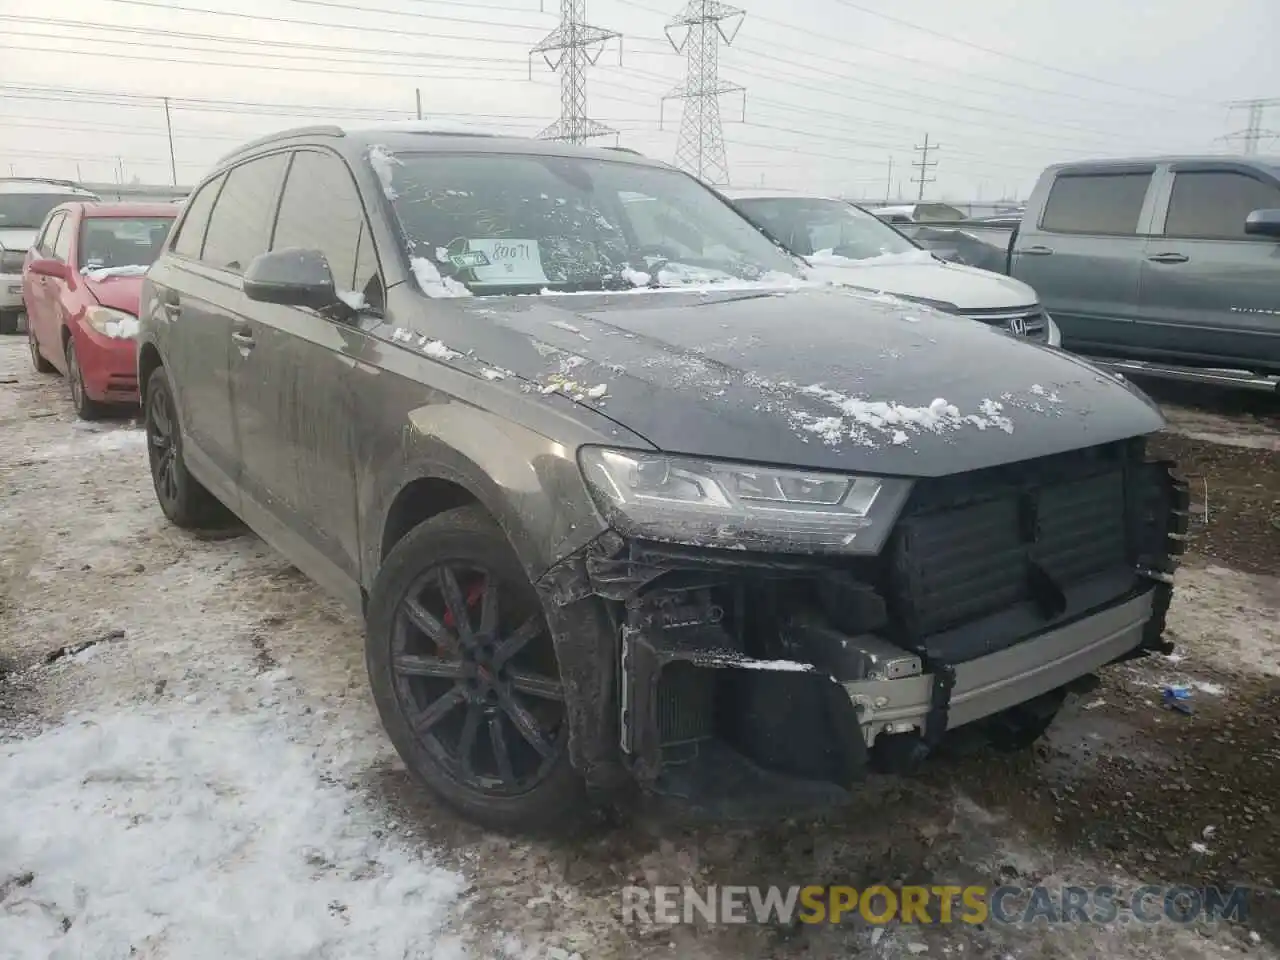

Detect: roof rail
[1, 176, 86, 189]
[605, 146, 644, 156]
[216, 124, 346, 165]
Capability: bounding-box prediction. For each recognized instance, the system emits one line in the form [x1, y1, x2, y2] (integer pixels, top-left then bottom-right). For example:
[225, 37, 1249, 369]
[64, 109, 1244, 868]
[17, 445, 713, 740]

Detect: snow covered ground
[0, 339, 1276, 960]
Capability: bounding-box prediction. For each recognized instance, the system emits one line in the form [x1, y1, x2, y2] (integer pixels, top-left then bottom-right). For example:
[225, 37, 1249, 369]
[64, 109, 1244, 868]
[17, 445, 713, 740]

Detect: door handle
[1019, 245, 1054, 256]
[231, 331, 256, 349]
[1147, 252, 1189, 264]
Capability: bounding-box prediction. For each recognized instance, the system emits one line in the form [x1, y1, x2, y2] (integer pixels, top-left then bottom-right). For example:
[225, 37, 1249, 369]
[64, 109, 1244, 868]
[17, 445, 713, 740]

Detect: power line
[531, 0, 621, 142]
[911, 133, 938, 201]
[662, 0, 745, 185]
[830, 0, 1209, 104]
[0, 42, 532, 81]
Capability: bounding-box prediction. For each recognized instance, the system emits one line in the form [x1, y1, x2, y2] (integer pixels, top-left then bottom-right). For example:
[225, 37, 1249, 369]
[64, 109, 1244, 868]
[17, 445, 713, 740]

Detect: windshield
[379, 151, 801, 295]
[79, 217, 174, 271]
[0, 194, 73, 230]
[733, 197, 919, 260]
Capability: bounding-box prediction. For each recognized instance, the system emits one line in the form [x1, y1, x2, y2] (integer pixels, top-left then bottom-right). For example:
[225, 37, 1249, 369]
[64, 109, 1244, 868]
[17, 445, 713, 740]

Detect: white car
[0, 178, 99, 333]
[721, 189, 1060, 347]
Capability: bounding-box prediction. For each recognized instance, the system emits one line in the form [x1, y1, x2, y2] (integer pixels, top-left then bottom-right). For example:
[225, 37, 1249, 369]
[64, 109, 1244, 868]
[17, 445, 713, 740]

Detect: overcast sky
[2, 0, 1277, 199]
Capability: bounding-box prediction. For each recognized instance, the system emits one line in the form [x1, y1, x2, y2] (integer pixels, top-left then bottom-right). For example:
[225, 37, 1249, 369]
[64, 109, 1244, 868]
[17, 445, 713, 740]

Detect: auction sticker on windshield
[458, 238, 549, 287]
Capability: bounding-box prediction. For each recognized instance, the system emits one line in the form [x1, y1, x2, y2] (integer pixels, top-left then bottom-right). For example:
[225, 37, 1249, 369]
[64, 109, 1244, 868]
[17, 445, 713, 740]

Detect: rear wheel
[365, 506, 584, 833]
[144, 365, 230, 529]
[29, 324, 54, 373]
[66, 338, 108, 420]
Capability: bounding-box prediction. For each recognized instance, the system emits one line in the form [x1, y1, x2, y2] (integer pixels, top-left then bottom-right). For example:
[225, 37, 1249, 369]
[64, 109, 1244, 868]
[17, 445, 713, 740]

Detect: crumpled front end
[538, 438, 1187, 817]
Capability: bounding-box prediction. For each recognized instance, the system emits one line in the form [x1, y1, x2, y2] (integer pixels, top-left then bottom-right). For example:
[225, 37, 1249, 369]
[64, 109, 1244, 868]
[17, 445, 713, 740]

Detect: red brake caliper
[441, 578, 487, 630]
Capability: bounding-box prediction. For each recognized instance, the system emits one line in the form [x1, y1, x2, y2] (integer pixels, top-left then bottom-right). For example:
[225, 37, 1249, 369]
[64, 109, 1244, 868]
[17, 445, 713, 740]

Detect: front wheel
[29, 324, 54, 373]
[66, 338, 107, 420]
[144, 365, 230, 529]
[365, 506, 585, 833]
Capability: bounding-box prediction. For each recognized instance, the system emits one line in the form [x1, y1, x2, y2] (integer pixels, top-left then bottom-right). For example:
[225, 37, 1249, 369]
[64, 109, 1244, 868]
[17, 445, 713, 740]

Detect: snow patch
[421, 339, 460, 360]
[410, 257, 471, 299]
[390, 327, 415, 342]
[793, 386, 1015, 447]
[481, 368, 506, 381]
[336, 290, 366, 311]
[621, 266, 651, 287]
[81, 264, 148, 282]
[549, 320, 581, 334]
[366, 144, 403, 200]
[805, 248, 937, 268]
[0, 705, 465, 959]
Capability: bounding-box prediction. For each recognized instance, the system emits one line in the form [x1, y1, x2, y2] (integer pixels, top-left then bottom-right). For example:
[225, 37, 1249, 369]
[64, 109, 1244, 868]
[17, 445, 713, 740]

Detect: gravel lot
[1, 339, 1276, 960]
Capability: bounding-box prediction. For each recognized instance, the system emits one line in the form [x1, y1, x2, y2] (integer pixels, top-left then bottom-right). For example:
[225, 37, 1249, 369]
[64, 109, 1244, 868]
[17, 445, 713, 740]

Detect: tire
[0, 311, 18, 335]
[979, 691, 1065, 753]
[143, 365, 230, 529]
[65, 338, 108, 421]
[366, 506, 585, 833]
[29, 324, 55, 373]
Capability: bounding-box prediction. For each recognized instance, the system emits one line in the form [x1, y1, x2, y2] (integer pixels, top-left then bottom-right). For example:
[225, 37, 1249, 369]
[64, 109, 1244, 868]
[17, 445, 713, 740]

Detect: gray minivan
[1008, 156, 1280, 385]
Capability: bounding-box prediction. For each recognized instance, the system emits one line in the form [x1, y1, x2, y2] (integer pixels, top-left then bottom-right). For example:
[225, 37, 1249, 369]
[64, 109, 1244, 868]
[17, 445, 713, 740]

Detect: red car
[24, 202, 176, 418]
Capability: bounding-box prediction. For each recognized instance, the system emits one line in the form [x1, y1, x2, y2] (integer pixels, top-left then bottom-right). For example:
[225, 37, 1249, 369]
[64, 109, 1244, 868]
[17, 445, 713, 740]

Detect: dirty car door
[230, 148, 379, 609]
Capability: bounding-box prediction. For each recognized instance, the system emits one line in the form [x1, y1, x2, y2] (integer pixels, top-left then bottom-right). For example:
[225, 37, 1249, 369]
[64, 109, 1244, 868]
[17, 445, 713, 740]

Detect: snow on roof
[0, 179, 96, 196]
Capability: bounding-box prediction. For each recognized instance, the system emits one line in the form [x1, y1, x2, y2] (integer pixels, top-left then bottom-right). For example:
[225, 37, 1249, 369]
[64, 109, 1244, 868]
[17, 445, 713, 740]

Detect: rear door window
[171, 173, 224, 260]
[201, 154, 289, 273]
[1164, 171, 1280, 240]
[1040, 172, 1152, 235]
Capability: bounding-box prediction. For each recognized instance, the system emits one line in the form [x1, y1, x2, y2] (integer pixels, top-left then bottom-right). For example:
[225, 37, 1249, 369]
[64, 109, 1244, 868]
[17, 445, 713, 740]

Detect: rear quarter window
[1040, 172, 1152, 236]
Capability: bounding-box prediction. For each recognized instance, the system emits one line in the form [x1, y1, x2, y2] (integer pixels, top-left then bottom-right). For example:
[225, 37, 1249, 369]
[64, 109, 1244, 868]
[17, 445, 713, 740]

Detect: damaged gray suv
[138, 126, 1186, 831]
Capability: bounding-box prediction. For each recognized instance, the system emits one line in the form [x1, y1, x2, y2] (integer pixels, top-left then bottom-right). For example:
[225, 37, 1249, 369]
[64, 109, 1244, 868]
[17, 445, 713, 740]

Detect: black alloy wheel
[143, 366, 228, 529]
[147, 376, 180, 512]
[394, 562, 566, 794]
[366, 506, 584, 832]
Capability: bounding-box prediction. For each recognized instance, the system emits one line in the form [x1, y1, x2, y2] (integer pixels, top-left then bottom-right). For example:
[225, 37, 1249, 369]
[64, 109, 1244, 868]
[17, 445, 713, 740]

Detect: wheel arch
[137, 341, 164, 404]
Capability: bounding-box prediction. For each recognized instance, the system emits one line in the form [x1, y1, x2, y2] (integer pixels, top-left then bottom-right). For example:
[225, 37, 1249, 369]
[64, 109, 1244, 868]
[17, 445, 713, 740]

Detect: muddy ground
[1, 342, 1276, 959]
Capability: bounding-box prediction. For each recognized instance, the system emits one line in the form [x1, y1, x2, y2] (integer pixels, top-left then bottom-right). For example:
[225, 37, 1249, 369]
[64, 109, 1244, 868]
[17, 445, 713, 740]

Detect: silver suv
[0, 178, 99, 333]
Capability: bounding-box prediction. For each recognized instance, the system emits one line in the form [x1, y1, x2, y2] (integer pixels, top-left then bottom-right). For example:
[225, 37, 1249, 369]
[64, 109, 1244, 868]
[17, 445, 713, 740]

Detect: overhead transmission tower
[1222, 98, 1280, 154]
[530, 0, 621, 144]
[661, 0, 747, 186]
[912, 133, 938, 201]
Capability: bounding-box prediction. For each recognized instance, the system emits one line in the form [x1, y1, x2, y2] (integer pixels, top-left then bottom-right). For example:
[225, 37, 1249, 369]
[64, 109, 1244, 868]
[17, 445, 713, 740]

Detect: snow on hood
[806, 248, 938, 268]
[802, 251, 1039, 311]
[377, 285, 1164, 478]
[81, 264, 149, 282]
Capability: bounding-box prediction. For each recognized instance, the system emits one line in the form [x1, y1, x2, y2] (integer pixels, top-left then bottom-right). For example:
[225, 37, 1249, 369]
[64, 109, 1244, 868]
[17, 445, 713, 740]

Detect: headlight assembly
[85, 306, 140, 339]
[578, 447, 913, 555]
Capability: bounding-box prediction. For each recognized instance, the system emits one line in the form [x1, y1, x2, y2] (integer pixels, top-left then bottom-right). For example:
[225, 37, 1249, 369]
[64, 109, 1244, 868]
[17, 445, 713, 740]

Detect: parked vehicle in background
[722, 190, 1060, 346]
[0, 178, 99, 334]
[907, 157, 1280, 392]
[24, 202, 176, 418]
[871, 202, 969, 224]
[138, 124, 1183, 831]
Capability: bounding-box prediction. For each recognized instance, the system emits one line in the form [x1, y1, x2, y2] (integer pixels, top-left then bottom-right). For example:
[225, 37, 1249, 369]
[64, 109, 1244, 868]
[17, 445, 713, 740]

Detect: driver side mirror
[27, 258, 69, 281]
[1244, 209, 1280, 238]
[243, 248, 342, 312]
